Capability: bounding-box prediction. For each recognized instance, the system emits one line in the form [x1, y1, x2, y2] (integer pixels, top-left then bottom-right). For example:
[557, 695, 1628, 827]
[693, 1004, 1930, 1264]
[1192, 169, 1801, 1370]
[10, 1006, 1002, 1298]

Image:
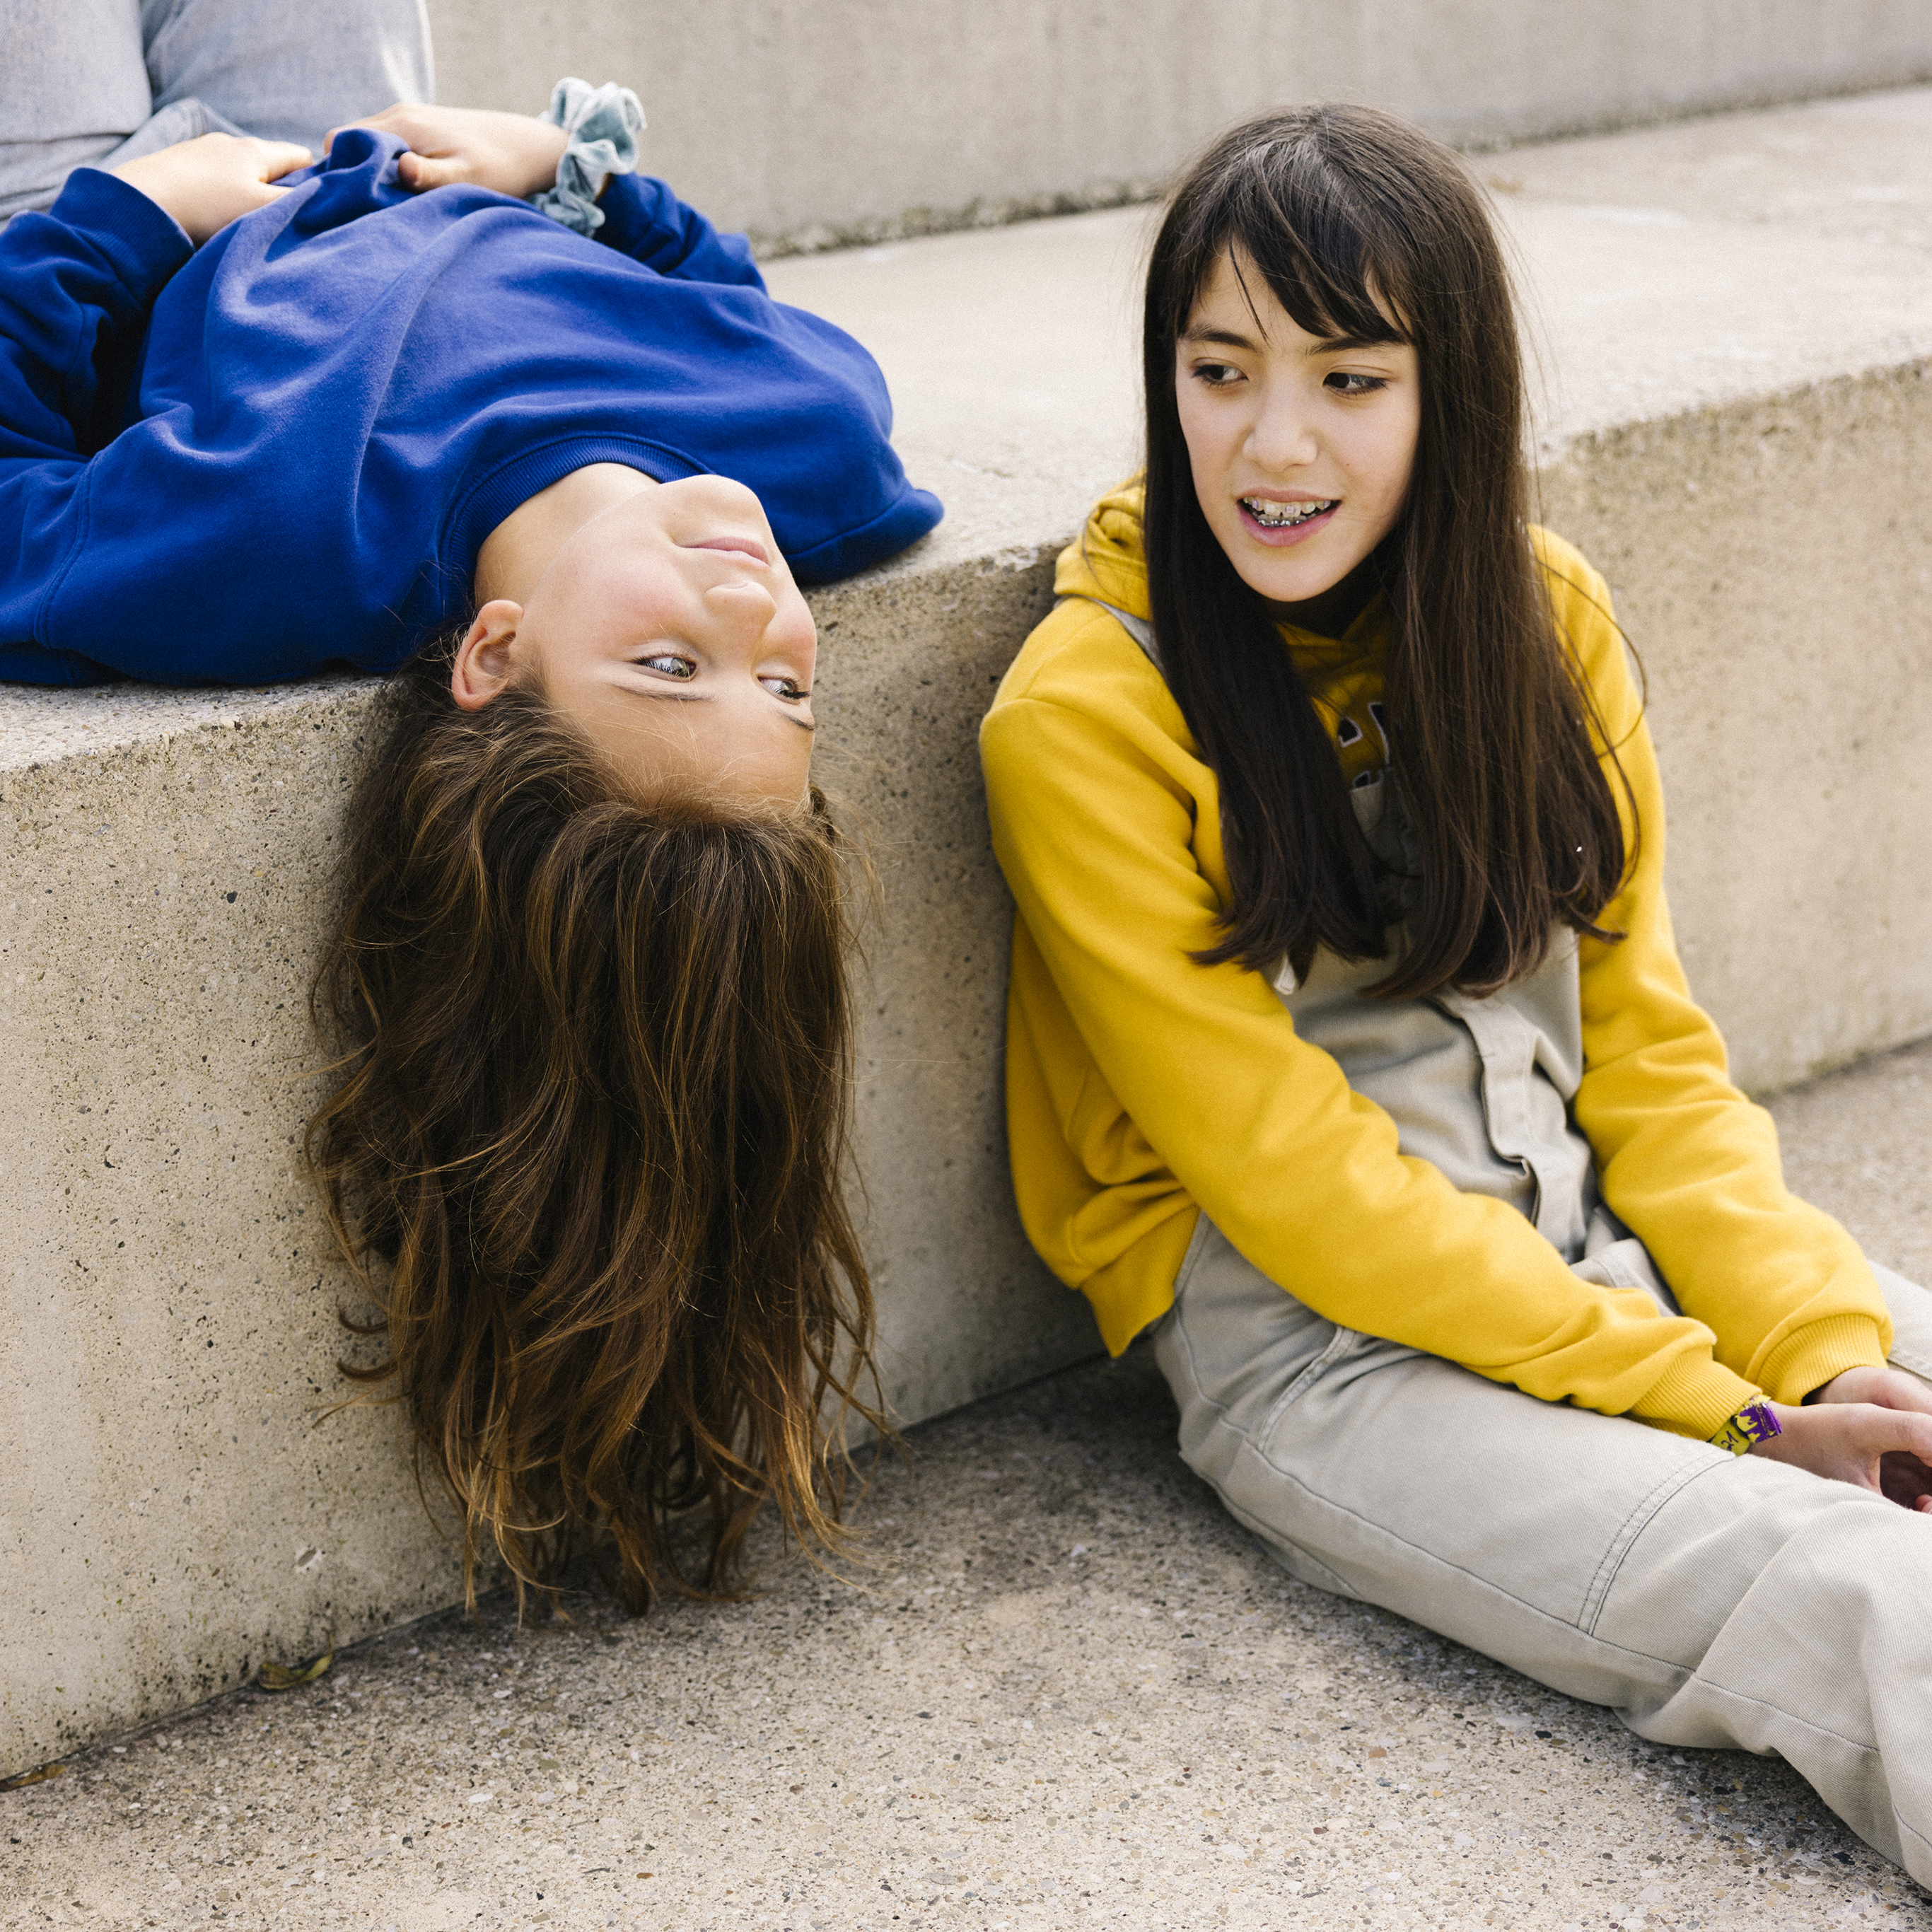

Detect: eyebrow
[625, 687, 815, 730]
[1179, 322, 1402, 355]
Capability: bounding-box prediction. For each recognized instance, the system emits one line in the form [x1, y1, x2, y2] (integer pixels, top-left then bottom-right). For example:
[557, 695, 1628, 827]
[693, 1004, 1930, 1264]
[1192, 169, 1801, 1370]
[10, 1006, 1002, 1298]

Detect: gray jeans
[1153, 1218, 1932, 1881]
[0, 0, 433, 219]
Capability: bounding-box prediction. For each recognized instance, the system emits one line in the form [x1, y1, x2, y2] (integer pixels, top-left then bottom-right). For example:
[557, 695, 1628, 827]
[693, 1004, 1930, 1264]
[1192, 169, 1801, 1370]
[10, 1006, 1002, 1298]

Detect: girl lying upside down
[0, 91, 941, 1605]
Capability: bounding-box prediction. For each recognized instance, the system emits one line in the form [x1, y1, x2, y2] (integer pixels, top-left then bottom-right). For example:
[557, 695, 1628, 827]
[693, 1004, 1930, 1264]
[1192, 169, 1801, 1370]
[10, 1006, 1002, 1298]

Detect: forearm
[0, 170, 192, 658]
[984, 687, 1755, 1433]
[592, 173, 764, 287]
[1573, 728, 1890, 1398]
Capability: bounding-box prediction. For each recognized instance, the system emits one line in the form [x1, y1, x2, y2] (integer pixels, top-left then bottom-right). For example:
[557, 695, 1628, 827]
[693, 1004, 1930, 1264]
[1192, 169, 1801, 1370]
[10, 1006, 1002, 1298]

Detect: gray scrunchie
[528, 77, 646, 236]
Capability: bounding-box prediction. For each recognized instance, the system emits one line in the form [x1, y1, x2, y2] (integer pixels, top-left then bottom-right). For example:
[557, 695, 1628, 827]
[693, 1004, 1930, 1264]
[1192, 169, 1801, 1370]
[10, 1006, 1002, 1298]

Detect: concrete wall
[6, 86, 1932, 1776]
[0, 554, 1099, 1772]
[425, 0, 1932, 250]
[1537, 365, 1932, 1083]
[0, 699, 468, 1766]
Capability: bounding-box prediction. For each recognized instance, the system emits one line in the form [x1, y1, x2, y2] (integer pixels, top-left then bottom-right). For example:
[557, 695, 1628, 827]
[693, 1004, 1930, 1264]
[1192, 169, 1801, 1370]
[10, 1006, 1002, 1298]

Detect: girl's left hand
[329, 104, 568, 200]
[1752, 1364, 1932, 1511]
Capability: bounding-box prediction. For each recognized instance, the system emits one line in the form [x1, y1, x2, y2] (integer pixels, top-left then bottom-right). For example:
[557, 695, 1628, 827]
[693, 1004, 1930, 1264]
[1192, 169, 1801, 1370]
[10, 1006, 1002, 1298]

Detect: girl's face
[461, 475, 819, 812]
[1175, 249, 1421, 616]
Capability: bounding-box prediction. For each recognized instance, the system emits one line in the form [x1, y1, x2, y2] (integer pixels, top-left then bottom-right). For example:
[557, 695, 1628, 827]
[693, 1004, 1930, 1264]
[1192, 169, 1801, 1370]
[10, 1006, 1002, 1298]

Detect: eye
[637, 651, 695, 679]
[1189, 359, 1244, 388]
[760, 675, 810, 703]
[1324, 371, 1389, 396]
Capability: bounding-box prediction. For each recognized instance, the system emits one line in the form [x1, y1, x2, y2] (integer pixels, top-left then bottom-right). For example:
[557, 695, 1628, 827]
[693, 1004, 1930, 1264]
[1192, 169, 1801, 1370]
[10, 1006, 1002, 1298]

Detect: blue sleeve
[0, 168, 193, 685]
[593, 173, 767, 291]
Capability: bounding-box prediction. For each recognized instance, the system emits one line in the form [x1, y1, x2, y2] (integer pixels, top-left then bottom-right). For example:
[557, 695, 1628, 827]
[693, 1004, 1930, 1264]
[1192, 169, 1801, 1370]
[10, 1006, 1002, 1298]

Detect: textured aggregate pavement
[6, 1047, 1930, 1932]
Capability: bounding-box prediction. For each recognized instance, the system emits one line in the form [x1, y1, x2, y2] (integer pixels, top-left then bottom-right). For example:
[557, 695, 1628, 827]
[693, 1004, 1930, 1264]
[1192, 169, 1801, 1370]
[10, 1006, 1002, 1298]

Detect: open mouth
[1241, 496, 1337, 528]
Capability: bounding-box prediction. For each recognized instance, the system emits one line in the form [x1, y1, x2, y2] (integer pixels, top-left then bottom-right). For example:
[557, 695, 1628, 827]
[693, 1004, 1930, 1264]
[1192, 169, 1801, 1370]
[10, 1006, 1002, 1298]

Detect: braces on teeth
[1244, 498, 1336, 527]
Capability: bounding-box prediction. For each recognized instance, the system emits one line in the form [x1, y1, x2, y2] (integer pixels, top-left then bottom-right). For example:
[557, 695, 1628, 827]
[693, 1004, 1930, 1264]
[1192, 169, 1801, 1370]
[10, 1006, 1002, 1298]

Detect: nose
[1246, 381, 1320, 473]
[703, 576, 781, 648]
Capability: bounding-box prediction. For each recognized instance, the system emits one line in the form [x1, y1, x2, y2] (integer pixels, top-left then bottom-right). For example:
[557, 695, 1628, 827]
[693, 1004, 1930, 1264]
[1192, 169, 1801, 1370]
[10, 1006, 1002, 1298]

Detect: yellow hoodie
[979, 486, 1888, 1438]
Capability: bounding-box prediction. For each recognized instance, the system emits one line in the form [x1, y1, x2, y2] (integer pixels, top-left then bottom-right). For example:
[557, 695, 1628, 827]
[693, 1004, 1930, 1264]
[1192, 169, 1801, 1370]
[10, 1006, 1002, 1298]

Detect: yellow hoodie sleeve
[1553, 545, 1890, 1411]
[982, 540, 1887, 1438]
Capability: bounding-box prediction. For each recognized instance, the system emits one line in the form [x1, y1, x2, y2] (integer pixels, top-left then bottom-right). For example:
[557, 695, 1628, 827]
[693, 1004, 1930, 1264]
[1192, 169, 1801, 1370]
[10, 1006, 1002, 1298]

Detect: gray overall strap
[1056, 594, 1163, 674]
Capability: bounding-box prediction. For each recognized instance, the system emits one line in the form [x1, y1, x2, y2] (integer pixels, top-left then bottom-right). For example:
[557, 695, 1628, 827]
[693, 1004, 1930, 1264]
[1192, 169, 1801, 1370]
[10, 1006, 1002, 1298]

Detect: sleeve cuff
[49, 166, 194, 299]
[1625, 1350, 1762, 1441]
[590, 172, 658, 258]
[1757, 1314, 1892, 1407]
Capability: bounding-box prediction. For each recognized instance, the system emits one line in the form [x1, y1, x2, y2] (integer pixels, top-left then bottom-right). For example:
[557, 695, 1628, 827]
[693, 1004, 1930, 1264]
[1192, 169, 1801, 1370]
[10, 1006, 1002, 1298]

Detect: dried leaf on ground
[257, 1647, 334, 1691]
[1, 1762, 66, 1791]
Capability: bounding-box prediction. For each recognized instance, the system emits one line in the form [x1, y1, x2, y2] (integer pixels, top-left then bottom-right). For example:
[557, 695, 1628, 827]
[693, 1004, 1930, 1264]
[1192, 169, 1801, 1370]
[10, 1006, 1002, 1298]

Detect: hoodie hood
[1053, 479, 1151, 619]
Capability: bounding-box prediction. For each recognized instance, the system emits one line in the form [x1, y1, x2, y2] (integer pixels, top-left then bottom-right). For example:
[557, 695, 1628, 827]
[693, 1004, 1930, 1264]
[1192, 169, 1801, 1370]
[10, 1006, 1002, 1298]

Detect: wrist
[58, 166, 197, 279]
[1709, 1398, 1783, 1457]
[533, 121, 569, 194]
[530, 78, 645, 237]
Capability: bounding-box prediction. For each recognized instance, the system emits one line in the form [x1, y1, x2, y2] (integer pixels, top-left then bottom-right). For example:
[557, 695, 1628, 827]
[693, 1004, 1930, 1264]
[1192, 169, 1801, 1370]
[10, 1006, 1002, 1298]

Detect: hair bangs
[1162, 132, 1412, 353]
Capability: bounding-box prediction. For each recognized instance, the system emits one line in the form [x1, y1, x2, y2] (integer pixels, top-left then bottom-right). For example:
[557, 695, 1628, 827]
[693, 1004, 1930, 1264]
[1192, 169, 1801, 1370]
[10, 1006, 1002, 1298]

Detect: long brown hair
[306, 635, 882, 1610]
[1143, 104, 1630, 997]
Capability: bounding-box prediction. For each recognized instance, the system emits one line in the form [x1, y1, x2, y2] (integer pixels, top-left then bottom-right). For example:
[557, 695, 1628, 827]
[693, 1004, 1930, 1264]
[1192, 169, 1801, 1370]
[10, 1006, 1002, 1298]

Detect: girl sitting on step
[980, 104, 1932, 1878]
[0, 83, 941, 1607]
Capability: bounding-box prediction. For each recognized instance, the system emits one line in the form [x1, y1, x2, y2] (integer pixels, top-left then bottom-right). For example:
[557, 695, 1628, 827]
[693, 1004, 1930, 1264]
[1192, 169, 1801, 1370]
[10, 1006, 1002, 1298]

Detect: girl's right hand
[1750, 1387, 1932, 1511]
[329, 105, 569, 201]
[110, 134, 313, 245]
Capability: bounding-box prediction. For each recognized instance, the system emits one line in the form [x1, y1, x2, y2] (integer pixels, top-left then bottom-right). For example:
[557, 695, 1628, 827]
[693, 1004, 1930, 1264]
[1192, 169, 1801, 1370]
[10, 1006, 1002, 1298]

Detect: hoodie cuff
[1758, 1315, 1891, 1407]
[1625, 1350, 1762, 1441]
[50, 166, 195, 300]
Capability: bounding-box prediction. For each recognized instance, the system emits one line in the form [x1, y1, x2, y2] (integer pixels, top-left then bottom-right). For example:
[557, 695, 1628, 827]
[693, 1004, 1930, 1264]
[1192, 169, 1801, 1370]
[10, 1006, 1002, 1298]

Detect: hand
[330, 104, 567, 200]
[1750, 1366, 1932, 1510]
[110, 133, 312, 245]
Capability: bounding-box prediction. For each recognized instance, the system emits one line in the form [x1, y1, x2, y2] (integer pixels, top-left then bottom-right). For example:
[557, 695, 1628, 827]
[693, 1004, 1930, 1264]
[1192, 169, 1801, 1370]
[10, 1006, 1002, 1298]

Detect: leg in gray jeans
[0, 0, 432, 218]
[1153, 1219, 1932, 1882]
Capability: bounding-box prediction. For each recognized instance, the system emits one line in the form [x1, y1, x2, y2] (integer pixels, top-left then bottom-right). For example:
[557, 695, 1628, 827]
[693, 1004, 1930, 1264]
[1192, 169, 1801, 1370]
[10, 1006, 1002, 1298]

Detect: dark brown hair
[305, 636, 881, 1611]
[1143, 103, 1630, 996]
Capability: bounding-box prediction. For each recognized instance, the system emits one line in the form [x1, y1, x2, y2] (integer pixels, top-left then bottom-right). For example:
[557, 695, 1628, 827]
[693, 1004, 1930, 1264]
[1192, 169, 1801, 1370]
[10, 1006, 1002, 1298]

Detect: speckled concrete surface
[1773, 1036, 1932, 1292]
[429, 0, 1932, 256]
[6, 1041, 1929, 1931]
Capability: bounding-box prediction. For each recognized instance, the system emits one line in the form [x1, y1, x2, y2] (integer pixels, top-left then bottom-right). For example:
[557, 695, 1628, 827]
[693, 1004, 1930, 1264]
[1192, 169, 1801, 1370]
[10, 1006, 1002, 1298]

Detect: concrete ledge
[6, 89, 1932, 1776]
[426, 0, 1932, 253]
[4, 1037, 1928, 1926]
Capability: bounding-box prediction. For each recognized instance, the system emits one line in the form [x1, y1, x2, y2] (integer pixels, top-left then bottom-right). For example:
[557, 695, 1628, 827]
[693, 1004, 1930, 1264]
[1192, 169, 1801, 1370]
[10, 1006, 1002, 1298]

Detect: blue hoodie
[0, 130, 943, 687]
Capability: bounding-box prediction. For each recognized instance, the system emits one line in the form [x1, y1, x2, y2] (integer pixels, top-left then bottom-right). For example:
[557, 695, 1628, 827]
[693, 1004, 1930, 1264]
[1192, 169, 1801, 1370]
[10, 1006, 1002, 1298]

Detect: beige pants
[1153, 1222, 1932, 1880]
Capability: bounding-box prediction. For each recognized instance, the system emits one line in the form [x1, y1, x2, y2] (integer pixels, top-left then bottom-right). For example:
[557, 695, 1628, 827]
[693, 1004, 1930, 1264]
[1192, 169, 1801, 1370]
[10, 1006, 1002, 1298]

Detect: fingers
[1870, 1407, 1932, 1464]
[326, 104, 428, 156]
[1870, 1369, 1932, 1418]
[1810, 1365, 1932, 1414]
[329, 103, 414, 140]
[183, 132, 310, 180]
[395, 151, 472, 193]
[255, 141, 313, 184]
[1754, 1400, 1932, 1506]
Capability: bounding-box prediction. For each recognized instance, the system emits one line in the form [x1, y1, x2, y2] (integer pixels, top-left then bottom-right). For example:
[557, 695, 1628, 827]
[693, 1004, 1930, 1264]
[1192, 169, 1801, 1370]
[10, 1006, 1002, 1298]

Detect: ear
[450, 600, 525, 710]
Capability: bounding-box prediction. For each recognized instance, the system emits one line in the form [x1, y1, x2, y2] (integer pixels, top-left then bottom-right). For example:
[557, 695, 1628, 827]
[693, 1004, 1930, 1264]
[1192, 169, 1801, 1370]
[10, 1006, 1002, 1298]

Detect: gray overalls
[1064, 595, 1932, 1878]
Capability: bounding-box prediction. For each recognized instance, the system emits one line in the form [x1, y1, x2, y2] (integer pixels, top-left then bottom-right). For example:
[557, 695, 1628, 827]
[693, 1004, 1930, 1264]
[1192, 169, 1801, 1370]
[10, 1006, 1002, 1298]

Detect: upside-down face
[460, 473, 819, 814]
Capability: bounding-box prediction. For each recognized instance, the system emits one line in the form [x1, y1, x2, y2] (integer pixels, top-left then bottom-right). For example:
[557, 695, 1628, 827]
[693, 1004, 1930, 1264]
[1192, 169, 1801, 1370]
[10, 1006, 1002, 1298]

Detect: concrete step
[427, 0, 1932, 255]
[5, 86, 1932, 1777]
[6, 1037, 1930, 1926]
